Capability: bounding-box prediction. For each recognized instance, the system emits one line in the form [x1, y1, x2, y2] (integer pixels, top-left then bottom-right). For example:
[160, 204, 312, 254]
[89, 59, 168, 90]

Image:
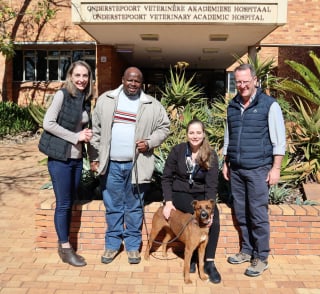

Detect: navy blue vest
[227, 88, 275, 169]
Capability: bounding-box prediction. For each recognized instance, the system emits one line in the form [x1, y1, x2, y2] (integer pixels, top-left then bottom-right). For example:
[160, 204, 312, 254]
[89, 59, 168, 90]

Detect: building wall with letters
[0, 0, 319, 104]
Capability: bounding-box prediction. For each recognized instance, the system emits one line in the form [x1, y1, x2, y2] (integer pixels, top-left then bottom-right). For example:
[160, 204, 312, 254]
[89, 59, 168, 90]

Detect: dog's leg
[144, 230, 155, 260]
[183, 245, 196, 284]
[161, 229, 175, 258]
[145, 207, 172, 260]
[144, 220, 163, 260]
[198, 240, 209, 281]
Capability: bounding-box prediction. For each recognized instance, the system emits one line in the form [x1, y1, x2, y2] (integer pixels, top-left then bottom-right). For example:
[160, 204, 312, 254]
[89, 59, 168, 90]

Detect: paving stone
[0, 139, 320, 293]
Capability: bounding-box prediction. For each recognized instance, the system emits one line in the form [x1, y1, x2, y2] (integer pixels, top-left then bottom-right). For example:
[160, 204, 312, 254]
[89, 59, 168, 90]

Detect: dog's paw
[184, 278, 193, 284]
[199, 273, 209, 281]
[161, 251, 168, 258]
[144, 253, 150, 260]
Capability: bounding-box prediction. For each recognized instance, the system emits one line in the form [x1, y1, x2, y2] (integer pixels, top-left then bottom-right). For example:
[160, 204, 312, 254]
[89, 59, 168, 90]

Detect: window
[226, 72, 236, 94]
[13, 50, 96, 81]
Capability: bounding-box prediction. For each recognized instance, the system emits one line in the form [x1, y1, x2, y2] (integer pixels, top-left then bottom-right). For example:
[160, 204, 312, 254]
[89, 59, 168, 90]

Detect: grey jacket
[88, 85, 170, 183]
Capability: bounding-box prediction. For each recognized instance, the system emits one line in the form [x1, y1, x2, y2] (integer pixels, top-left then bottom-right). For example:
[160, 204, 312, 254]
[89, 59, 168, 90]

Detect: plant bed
[35, 189, 320, 256]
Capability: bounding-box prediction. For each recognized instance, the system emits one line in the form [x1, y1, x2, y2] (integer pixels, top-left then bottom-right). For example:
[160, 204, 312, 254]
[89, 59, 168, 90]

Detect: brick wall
[35, 190, 320, 256]
[277, 47, 320, 84]
[262, 0, 320, 46]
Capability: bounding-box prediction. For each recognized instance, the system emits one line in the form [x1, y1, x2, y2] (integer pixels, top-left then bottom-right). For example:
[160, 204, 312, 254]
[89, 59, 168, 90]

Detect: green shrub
[0, 101, 37, 137]
[269, 183, 303, 204]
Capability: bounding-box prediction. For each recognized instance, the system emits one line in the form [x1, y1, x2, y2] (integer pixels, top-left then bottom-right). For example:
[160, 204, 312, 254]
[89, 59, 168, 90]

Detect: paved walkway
[0, 139, 320, 294]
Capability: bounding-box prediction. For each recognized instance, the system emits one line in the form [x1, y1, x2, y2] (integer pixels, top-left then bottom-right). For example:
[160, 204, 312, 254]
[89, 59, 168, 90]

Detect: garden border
[35, 190, 320, 256]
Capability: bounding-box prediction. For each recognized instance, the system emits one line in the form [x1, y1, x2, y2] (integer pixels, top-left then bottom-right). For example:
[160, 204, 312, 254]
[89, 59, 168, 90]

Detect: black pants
[172, 192, 220, 260]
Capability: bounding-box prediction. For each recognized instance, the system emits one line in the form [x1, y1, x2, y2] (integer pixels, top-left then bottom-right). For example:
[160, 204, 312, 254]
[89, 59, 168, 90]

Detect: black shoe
[190, 261, 196, 273]
[204, 261, 221, 284]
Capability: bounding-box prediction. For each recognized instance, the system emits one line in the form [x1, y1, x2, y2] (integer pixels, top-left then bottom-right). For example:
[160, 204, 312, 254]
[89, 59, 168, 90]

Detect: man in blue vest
[222, 63, 286, 277]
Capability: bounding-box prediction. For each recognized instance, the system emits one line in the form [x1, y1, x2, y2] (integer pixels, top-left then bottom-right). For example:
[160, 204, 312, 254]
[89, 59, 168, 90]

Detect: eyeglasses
[235, 79, 253, 86]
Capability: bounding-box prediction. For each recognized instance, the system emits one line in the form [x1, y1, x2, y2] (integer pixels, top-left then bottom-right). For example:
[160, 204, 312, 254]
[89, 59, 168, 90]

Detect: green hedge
[0, 101, 37, 137]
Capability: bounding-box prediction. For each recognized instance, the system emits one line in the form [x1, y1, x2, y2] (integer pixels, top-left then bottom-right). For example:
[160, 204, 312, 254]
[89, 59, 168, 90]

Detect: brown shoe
[58, 246, 87, 267]
[58, 243, 85, 261]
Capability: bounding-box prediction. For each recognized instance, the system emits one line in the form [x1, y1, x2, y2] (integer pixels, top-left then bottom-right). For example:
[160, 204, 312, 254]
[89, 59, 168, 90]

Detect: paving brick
[2, 138, 320, 294]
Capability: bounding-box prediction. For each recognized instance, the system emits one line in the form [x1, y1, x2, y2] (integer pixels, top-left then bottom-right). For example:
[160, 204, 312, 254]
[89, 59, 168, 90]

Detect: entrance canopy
[72, 0, 287, 69]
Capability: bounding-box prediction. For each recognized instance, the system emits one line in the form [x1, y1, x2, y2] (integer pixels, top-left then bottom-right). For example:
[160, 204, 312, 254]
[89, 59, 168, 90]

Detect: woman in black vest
[40, 60, 93, 266]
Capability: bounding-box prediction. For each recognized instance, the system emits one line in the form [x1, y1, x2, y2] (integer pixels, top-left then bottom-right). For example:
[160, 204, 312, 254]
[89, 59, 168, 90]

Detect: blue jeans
[101, 160, 148, 251]
[230, 165, 270, 260]
[48, 157, 83, 243]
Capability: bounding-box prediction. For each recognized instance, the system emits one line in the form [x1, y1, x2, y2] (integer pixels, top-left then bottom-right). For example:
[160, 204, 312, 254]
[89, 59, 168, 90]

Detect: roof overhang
[71, 0, 287, 69]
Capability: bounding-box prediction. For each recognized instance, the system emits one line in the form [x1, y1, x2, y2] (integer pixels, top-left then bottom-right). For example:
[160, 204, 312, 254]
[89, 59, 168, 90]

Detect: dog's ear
[191, 200, 198, 207]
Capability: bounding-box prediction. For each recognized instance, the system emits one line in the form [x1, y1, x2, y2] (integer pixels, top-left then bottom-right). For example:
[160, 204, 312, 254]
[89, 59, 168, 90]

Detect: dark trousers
[230, 165, 271, 260]
[172, 192, 220, 260]
[48, 157, 83, 243]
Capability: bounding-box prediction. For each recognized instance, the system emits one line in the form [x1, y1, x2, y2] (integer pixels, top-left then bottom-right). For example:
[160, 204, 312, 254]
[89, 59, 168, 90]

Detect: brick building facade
[0, 0, 319, 105]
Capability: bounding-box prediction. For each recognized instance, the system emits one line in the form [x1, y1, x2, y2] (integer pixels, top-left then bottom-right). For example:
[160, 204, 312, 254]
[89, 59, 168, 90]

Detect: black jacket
[161, 142, 219, 202]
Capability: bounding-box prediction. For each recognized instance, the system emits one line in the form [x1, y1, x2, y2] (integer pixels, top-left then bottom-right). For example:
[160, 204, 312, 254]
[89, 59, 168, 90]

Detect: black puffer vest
[38, 88, 91, 161]
[227, 88, 275, 169]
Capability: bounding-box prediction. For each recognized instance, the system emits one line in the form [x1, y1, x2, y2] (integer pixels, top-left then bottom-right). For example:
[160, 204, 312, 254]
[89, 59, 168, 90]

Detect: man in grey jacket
[89, 67, 170, 264]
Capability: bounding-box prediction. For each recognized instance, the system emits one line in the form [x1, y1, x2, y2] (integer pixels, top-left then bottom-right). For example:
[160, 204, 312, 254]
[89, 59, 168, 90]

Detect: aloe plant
[161, 61, 206, 110]
[269, 183, 303, 205]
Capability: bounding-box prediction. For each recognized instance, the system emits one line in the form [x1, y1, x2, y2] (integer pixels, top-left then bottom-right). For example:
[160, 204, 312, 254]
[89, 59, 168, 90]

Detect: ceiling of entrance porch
[80, 23, 278, 69]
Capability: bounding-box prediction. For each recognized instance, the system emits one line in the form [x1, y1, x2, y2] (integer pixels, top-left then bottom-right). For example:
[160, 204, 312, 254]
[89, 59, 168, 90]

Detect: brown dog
[144, 199, 215, 284]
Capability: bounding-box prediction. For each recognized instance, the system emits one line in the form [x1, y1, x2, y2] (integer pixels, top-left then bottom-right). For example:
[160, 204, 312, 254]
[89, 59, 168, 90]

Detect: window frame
[13, 49, 96, 82]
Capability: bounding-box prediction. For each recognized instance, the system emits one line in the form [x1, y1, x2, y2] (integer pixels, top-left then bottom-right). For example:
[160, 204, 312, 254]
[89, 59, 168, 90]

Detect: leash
[129, 149, 152, 243]
[130, 149, 195, 247]
[151, 214, 195, 245]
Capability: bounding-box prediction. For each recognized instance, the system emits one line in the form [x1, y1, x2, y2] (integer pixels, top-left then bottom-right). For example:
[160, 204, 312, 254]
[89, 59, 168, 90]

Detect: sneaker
[245, 258, 268, 277]
[101, 249, 118, 264]
[227, 252, 251, 264]
[127, 250, 141, 264]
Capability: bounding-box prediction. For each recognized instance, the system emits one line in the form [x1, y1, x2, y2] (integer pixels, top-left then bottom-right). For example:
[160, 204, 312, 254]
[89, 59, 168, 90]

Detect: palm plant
[274, 51, 320, 183]
[274, 50, 320, 106]
[286, 98, 320, 182]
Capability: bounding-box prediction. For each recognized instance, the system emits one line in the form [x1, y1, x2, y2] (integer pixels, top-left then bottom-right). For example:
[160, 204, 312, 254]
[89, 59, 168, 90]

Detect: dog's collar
[193, 218, 209, 228]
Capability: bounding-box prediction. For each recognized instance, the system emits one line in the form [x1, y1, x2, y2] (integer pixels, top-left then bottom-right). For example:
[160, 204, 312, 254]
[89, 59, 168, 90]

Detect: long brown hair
[64, 60, 93, 101]
[186, 119, 212, 170]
